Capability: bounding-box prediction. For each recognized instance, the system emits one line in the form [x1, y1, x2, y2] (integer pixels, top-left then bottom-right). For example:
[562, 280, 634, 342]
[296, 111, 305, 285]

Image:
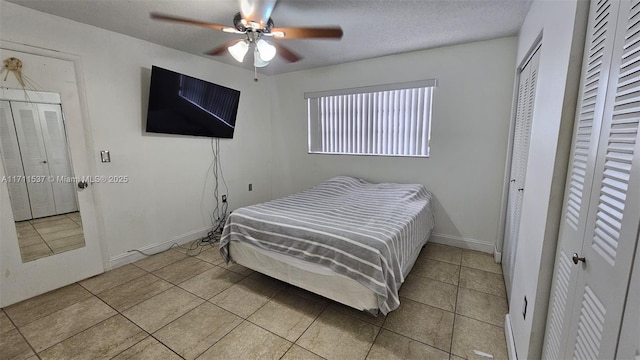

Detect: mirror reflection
[0, 91, 85, 262]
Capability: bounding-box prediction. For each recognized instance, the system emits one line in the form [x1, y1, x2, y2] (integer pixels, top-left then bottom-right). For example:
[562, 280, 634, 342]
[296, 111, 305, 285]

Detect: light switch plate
[100, 150, 111, 163]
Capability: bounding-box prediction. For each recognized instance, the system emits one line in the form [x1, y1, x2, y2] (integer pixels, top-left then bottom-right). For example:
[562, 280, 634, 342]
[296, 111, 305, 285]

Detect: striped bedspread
[220, 176, 435, 314]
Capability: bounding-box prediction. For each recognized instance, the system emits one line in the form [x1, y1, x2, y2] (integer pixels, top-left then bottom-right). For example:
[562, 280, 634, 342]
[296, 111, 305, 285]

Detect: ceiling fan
[150, 0, 343, 70]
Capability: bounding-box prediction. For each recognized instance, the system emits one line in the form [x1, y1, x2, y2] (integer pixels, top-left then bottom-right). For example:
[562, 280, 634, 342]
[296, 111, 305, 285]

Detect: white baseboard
[505, 314, 518, 360]
[108, 227, 213, 269]
[429, 233, 494, 254]
[494, 245, 502, 263]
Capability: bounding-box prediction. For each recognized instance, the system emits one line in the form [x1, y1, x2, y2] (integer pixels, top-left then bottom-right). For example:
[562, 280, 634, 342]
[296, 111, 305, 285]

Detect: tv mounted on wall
[146, 66, 241, 138]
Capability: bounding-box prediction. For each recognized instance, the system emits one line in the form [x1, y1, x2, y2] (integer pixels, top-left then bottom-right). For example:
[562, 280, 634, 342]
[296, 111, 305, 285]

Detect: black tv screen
[146, 66, 241, 138]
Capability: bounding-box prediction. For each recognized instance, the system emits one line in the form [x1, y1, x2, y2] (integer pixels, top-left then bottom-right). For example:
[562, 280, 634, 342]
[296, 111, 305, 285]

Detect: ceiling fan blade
[239, 0, 278, 27]
[274, 42, 302, 63]
[205, 39, 244, 56]
[150, 12, 237, 32]
[270, 26, 343, 39]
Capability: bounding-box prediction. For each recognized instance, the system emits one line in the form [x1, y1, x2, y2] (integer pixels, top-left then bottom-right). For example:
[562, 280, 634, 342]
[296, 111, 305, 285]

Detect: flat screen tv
[146, 66, 241, 138]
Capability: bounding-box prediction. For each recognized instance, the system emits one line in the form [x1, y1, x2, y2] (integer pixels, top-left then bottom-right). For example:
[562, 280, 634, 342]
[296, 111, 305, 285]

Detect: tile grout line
[287, 292, 330, 345]
[21, 213, 84, 259]
[145, 252, 306, 357]
[93, 276, 173, 313]
[384, 296, 455, 354]
[363, 320, 384, 359]
[39, 232, 55, 253]
[361, 298, 389, 358]
[178, 272, 249, 302]
[3, 292, 94, 331]
[115, 260, 255, 358]
[454, 313, 507, 329]
[408, 269, 506, 306]
[89, 266, 223, 360]
[116, 284, 179, 315]
[174, 268, 250, 302]
[214, 277, 287, 320]
[77, 265, 150, 296]
[147, 333, 189, 359]
[131, 242, 248, 276]
[131, 253, 189, 273]
[278, 343, 296, 360]
[378, 325, 452, 355]
[285, 301, 334, 358]
[448, 263, 462, 357]
[238, 318, 297, 354]
[36, 278, 137, 354]
[2, 308, 41, 359]
[153, 260, 220, 286]
[35, 313, 121, 355]
[172, 309, 244, 359]
[89, 282, 186, 360]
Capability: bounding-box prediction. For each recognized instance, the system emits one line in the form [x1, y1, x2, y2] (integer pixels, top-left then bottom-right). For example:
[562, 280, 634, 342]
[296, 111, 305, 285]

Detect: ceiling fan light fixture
[253, 48, 270, 67]
[228, 40, 249, 62]
[256, 39, 277, 61]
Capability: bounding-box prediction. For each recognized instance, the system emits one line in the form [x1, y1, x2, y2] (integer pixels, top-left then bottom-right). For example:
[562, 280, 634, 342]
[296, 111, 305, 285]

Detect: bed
[219, 176, 435, 315]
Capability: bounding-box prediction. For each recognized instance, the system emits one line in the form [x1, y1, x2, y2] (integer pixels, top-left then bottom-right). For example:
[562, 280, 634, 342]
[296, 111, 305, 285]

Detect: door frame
[500, 39, 542, 299]
[0, 40, 107, 307]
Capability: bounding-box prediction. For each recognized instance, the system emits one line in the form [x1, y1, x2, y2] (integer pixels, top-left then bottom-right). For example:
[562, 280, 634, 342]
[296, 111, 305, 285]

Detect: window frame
[305, 79, 436, 158]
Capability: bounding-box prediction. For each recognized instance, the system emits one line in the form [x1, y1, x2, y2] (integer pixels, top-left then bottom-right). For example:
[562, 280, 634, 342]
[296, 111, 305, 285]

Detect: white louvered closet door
[10, 101, 56, 219]
[543, 0, 640, 359]
[0, 101, 32, 221]
[563, 0, 640, 357]
[37, 104, 77, 214]
[543, 0, 618, 356]
[503, 46, 541, 298]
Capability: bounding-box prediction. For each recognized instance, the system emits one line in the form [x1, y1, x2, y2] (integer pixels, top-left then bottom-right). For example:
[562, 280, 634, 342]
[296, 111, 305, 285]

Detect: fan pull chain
[254, 66, 258, 82]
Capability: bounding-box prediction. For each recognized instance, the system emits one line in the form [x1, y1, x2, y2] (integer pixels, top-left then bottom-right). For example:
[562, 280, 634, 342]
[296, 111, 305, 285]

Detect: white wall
[0, 2, 273, 271]
[506, 0, 587, 358]
[270, 37, 517, 251]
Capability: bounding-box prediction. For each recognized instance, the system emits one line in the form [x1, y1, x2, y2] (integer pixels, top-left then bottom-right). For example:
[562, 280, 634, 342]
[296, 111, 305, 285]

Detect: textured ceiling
[6, 0, 532, 75]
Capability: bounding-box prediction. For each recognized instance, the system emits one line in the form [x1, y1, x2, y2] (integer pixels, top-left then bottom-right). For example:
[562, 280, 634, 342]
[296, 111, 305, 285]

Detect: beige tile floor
[15, 212, 84, 262]
[0, 243, 509, 360]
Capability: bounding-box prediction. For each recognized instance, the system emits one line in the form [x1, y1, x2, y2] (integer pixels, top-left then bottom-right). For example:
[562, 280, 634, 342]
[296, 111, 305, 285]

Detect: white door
[10, 101, 56, 218]
[0, 48, 104, 308]
[543, 0, 640, 358]
[503, 46, 540, 298]
[0, 101, 31, 221]
[562, 0, 640, 356]
[543, 0, 618, 356]
[37, 103, 78, 214]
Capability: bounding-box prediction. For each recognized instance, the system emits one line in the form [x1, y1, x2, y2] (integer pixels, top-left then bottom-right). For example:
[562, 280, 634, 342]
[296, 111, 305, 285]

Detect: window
[306, 79, 435, 157]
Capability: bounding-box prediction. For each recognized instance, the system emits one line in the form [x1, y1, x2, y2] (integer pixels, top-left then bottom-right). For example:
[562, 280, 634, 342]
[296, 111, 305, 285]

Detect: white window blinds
[305, 79, 435, 157]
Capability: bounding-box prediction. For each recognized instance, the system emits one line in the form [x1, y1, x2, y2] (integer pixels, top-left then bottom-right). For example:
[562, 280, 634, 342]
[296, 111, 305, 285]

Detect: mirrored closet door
[0, 95, 85, 262]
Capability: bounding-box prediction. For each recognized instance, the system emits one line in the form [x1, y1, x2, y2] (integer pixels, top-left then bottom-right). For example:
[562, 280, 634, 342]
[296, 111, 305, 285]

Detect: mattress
[220, 176, 435, 314]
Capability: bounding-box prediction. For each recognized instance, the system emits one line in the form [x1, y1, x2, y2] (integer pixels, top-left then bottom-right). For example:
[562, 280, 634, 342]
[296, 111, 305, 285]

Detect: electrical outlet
[523, 296, 528, 320]
[248, 183, 253, 191]
[221, 195, 227, 203]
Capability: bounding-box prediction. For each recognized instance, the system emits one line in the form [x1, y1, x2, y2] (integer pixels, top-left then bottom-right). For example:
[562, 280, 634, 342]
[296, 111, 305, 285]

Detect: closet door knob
[572, 253, 586, 265]
[41, 161, 47, 164]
